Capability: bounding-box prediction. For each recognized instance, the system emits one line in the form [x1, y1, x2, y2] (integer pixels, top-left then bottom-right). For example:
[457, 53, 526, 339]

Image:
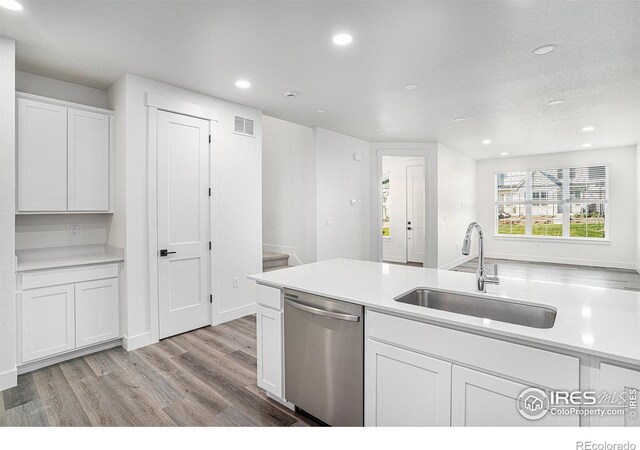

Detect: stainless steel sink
[394, 289, 557, 329]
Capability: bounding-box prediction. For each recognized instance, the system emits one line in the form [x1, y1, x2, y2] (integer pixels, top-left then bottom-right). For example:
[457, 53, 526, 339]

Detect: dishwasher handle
[284, 297, 360, 322]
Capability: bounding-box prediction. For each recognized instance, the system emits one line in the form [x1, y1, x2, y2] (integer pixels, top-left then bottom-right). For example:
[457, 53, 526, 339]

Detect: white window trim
[494, 165, 609, 242]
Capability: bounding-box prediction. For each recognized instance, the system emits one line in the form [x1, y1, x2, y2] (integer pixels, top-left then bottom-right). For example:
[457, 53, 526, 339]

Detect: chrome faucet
[462, 222, 499, 293]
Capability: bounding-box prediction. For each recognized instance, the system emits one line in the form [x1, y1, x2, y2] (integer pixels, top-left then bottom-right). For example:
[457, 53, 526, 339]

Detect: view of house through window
[496, 166, 607, 239]
[382, 172, 390, 237]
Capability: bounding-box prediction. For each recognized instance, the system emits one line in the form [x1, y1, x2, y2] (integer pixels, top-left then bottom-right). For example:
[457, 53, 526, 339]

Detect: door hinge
[209, 241, 212, 250]
[208, 188, 211, 197]
[210, 294, 212, 303]
[209, 135, 212, 143]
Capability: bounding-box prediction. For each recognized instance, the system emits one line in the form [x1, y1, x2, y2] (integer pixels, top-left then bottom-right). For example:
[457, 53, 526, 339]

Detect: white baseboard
[123, 331, 151, 351]
[486, 252, 638, 270]
[213, 303, 256, 326]
[439, 254, 475, 271]
[635, 263, 640, 275]
[266, 391, 296, 411]
[382, 256, 406, 264]
[18, 339, 122, 375]
[0, 367, 18, 391]
[263, 244, 303, 266]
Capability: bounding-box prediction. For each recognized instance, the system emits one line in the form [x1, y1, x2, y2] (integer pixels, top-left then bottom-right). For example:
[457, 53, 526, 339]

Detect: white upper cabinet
[68, 108, 110, 211]
[17, 93, 113, 213]
[17, 98, 68, 211]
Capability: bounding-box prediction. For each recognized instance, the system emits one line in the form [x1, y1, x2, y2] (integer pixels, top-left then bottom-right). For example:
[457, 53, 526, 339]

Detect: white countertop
[249, 259, 640, 366]
[16, 253, 124, 272]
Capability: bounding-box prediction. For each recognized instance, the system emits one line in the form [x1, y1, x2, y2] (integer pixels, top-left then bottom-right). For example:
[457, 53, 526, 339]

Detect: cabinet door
[17, 98, 68, 211]
[21, 284, 75, 362]
[593, 362, 640, 427]
[75, 278, 120, 347]
[365, 339, 452, 426]
[256, 305, 283, 399]
[451, 365, 578, 426]
[68, 108, 110, 211]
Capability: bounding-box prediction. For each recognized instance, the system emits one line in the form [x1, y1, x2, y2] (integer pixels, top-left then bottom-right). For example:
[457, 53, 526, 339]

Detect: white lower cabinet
[18, 263, 121, 365]
[591, 361, 640, 427]
[75, 278, 120, 347]
[21, 284, 76, 362]
[365, 339, 451, 426]
[451, 365, 577, 426]
[256, 304, 284, 399]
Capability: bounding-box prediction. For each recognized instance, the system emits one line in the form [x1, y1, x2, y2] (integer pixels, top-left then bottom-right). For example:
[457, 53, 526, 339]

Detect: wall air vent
[234, 116, 255, 137]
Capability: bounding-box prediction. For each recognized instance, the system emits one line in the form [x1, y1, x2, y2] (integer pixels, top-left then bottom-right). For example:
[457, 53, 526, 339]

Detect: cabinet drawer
[366, 310, 579, 390]
[22, 263, 119, 290]
[256, 283, 282, 310]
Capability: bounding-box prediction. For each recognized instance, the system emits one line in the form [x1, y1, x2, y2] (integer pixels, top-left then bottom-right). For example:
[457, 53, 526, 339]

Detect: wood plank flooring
[452, 258, 640, 292]
[1, 315, 322, 427]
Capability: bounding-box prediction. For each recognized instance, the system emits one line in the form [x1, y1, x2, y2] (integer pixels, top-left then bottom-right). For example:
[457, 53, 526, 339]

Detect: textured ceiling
[1, 1, 639, 158]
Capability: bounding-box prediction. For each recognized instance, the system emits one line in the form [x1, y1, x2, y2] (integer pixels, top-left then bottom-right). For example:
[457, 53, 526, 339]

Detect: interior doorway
[381, 156, 426, 265]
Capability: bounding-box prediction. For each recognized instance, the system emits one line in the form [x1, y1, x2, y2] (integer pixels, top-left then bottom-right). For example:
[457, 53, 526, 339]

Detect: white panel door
[365, 339, 451, 426]
[157, 110, 211, 339]
[593, 363, 640, 427]
[451, 365, 578, 426]
[75, 278, 120, 347]
[17, 98, 68, 211]
[256, 305, 283, 398]
[21, 284, 75, 363]
[406, 164, 425, 263]
[68, 108, 110, 211]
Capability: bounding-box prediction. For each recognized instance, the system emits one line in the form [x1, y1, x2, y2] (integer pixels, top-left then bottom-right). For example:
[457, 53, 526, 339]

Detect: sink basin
[394, 289, 557, 329]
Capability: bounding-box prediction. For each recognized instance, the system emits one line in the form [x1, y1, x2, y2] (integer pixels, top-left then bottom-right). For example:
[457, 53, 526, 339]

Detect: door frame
[373, 148, 437, 268]
[146, 93, 219, 344]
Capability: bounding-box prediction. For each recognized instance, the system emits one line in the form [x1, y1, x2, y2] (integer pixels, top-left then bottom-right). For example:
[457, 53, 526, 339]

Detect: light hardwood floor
[452, 258, 640, 292]
[1, 315, 321, 427]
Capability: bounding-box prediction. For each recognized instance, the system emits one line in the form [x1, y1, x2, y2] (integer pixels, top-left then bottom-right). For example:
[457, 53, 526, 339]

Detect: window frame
[494, 165, 610, 242]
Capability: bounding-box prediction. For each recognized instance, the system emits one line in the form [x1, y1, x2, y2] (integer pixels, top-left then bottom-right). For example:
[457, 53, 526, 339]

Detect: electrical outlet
[233, 277, 239, 288]
[70, 225, 79, 237]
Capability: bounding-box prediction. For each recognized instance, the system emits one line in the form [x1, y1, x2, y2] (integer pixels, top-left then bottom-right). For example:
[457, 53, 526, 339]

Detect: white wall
[0, 36, 16, 390]
[108, 74, 262, 348]
[637, 143, 640, 272]
[437, 144, 477, 269]
[262, 116, 316, 264]
[16, 71, 107, 109]
[477, 146, 637, 269]
[316, 128, 371, 261]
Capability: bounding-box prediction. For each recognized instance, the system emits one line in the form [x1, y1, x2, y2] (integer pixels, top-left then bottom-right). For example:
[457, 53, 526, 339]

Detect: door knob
[160, 249, 176, 257]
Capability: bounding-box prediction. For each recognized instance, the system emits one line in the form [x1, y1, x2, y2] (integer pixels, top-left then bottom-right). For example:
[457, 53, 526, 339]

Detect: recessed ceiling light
[0, 0, 23, 11]
[332, 33, 353, 46]
[582, 143, 592, 148]
[315, 108, 327, 113]
[377, 131, 388, 135]
[453, 117, 467, 122]
[532, 45, 556, 55]
[582, 126, 594, 132]
[235, 80, 251, 89]
[501, 152, 509, 156]
[546, 99, 565, 106]
[403, 84, 419, 90]
[482, 139, 492, 145]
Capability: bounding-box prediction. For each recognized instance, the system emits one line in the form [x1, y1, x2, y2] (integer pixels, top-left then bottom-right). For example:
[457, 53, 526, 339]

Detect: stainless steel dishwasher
[283, 289, 363, 426]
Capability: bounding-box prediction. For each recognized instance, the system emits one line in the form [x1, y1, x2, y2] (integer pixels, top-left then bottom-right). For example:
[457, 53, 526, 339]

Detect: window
[495, 165, 608, 240]
[382, 172, 390, 237]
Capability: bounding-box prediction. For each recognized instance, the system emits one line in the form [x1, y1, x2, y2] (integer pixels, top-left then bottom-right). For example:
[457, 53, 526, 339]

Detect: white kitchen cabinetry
[18, 263, 120, 365]
[451, 365, 577, 426]
[67, 108, 111, 211]
[17, 98, 68, 211]
[21, 284, 76, 362]
[256, 304, 284, 399]
[365, 339, 451, 426]
[75, 278, 120, 347]
[591, 361, 640, 427]
[16, 93, 113, 213]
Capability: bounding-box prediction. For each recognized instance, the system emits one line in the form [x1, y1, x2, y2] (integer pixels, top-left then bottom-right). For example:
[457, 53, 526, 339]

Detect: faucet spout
[461, 222, 499, 292]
